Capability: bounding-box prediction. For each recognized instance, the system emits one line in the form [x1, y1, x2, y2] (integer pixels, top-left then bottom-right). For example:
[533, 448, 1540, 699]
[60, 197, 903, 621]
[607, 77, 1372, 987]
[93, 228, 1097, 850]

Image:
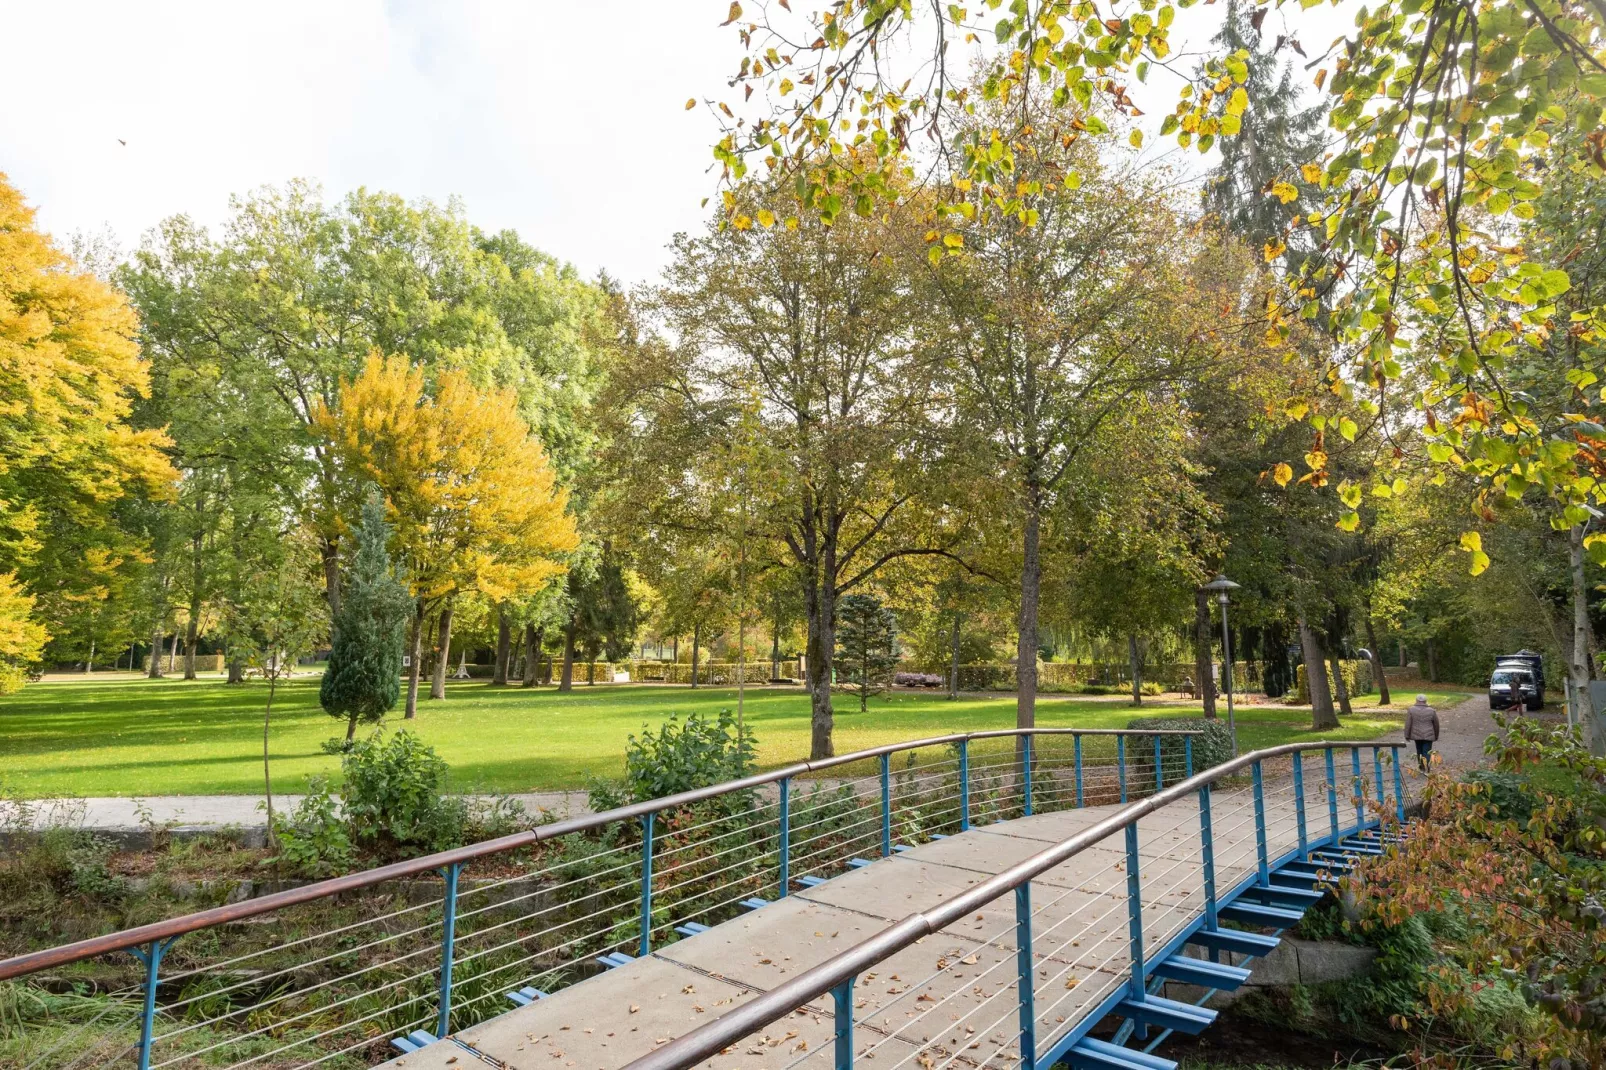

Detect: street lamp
[1201, 574, 1242, 756]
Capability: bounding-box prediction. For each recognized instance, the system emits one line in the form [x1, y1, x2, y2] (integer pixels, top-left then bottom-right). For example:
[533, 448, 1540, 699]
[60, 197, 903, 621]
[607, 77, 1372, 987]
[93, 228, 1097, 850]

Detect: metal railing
[620, 741, 1408, 1070]
[0, 727, 1195, 1070]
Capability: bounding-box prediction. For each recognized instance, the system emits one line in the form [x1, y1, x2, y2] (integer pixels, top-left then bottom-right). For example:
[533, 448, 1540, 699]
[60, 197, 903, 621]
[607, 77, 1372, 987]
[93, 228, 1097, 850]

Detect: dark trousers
[1414, 739, 1434, 771]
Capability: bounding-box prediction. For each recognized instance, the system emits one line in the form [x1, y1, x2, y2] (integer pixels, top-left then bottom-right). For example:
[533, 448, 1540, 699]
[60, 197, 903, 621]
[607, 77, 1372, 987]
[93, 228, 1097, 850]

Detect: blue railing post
[1251, 760, 1268, 886]
[638, 813, 655, 956]
[1324, 746, 1339, 845]
[833, 978, 855, 1069]
[1022, 734, 1034, 817]
[1350, 747, 1365, 831]
[1117, 735, 1127, 804]
[1184, 736, 1193, 778]
[130, 938, 171, 1070]
[1015, 884, 1037, 1070]
[1073, 734, 1084, 807]
[1372, 747, 1386, 822]
[959, 739, 971, 831]
[880, 753, 892, 857]
[1392, 746, 1406, 824]
[778, 778, 791, 897]
[437, 862, 462, 1036]
[1197, 785, 1217, 931]
[1124, 821, 1144, 995]
[1153, 736, 1164, 792]
[1293, 751, 1308, 860]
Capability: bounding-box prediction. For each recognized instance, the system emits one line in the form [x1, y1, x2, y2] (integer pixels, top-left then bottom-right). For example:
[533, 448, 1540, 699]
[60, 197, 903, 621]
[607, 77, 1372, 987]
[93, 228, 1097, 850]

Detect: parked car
[1489, 666, 1541, 710]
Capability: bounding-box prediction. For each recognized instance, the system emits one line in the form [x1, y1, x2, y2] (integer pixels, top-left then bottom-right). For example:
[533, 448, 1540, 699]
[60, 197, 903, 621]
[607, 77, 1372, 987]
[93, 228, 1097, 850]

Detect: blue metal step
[1236, 883, 1325, 909]
[739, 897, 770, 911]
[1116, 992, 1217, 1034]
[1066, 1036, 1179, 1070]
[595, 951, 634, 969]
[1338, 838, 1385, 854]
[1150, 952, 1253, 990]
[795, 875, 828, 888]
[673, 922, 710, 937]
[892, 844, 914, 854]
[1269, 867, 1328, 889]
[1187, 927, 1280, 958]
[929, 833, 949, 839]
[846, 858, 874, 869]
[507, 986, 547, 1007]
[390, 1029, 438, 1053]
[1217, 900, 1305, 929]
[1310, 849, 1366, 865]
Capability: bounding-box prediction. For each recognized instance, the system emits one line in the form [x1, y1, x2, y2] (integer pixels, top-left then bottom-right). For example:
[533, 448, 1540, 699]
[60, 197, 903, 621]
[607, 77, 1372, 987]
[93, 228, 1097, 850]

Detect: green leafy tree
[835, 592, 898, 712]
[320, 493, 411, 742]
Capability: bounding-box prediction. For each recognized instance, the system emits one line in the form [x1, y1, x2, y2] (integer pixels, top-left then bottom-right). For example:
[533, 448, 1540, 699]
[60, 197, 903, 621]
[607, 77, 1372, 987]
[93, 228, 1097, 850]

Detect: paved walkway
[378, 783, 1327, 1070]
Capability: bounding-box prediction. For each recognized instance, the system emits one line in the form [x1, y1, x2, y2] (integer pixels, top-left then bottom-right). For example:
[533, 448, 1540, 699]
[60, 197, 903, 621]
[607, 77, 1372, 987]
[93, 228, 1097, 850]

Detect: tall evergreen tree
[835, 593, 898, 713]
[320, 493, 411, 741]
[1201, 0, 1328, 266]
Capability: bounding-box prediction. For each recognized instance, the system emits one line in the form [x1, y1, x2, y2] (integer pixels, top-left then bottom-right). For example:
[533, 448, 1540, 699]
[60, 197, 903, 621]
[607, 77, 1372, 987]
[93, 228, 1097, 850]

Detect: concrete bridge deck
[382, 784, 1321, 1070]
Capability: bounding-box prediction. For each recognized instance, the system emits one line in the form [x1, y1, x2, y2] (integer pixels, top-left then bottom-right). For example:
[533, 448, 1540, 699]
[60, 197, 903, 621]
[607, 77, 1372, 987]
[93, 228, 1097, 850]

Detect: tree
[0, 173, 175, 687]
[835, 592, 898, 712]
[320, 492, 411, 741]
[315, 354, 578, 718]
[0, 573, 46, 695]
[562, 548, 641, 690]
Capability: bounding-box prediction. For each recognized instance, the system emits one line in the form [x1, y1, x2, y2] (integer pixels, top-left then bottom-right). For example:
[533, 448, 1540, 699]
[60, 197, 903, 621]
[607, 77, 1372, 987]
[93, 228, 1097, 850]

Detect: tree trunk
[167, 632, 178, 673]
[430, 605, 453, 700]
[494, 607, 511, 686]
[321, 538, 341, 623]
[587, 659, 595, 685]
[404, 605, 424, 718]
[1426, 637, 1438, 683]
[522, 624, 540, 687]
[804, 570, 837, 760]
[1128, 634, 1143, 706]
[1329, 643, 1353, 717]
[770, 618, 781, 681]
[227, 653, 245, 685]
[263, 675, 278, 846]
[1194, 589, 1218, 717]
[559, 622, 576, 691]
[148, 625, 164, 678]
[1570, 524, 1595, 725]
[1364, 611, 1391, 705]
[949, 612, 962, 700]
[1300, 616, 1338, 729]
[346, 709, 360, 742]
[691, 621, 701, 688]
[86, 638, 95, 674]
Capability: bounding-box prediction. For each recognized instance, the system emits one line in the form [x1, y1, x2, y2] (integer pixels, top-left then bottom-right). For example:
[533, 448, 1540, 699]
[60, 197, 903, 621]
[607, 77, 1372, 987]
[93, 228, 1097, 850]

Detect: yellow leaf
[685, 98, 697, 110]
[1273, 462, 1293, 487]
[733, 214, 753, 230]
[1336, 510, 1360, 532]
[1300, 163, 1322, 184]
[1129, 129, 1144, 149]
[942, 232, 963, 248]
[1271, 181, 1299, 204]
[784, 215, 799, 230]
[1459, 531, 1482, 554]
[1263, 239, 1286, 262]
[756, 209, 776, 228]
[1227, 88, 1248, 116]
[721, 2, 743, 26]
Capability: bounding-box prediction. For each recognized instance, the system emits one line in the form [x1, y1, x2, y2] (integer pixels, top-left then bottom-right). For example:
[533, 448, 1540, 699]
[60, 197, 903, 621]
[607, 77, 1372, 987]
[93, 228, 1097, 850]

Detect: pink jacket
[1404, 702, 1440, 742]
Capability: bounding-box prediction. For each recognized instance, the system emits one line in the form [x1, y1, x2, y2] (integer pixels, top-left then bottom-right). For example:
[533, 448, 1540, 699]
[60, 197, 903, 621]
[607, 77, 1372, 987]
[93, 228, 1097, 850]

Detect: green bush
[273, 778, 354, 876]
[1293, 659, 1374, 703]
[1125, 716, 1234, 776]
[341, 731, 467, 857]
[588, 709, 757, 812]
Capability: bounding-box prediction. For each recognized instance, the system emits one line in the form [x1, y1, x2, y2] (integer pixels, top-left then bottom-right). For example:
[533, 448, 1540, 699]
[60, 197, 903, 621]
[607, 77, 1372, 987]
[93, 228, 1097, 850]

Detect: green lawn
[0, 676, 1476, 798]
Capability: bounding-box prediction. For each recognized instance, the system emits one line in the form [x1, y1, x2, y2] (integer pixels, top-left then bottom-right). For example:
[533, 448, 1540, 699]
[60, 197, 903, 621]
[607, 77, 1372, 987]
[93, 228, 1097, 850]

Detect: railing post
[880, 753, 892, 857]
[1372, 747, 1386, 824]
[1350, 747, 1365, 832]
[1153, 736, 1164, 792]
[1022, 734, 1034, 817]
[833, 978, 855, 1069]
[1293, 751, 1308, 860]
[1184, 736, 1193, 778]
[1197, 784, 1217, 931]
[1073, 734, 1084, 808]
[1124, 821, 1144, 995]
[1252, 760, 1268, 886]
[1016, 883, 1037, 1070]
[130, 938, 170, 1070]
[778, 778, 791, 898]
[1392, 746, 1406, 824]
[437, 862, 462, 1036]
[1117, 735, 1127, 804]
[1324, 746, 1339, 845]
[959, 739, 971, 831]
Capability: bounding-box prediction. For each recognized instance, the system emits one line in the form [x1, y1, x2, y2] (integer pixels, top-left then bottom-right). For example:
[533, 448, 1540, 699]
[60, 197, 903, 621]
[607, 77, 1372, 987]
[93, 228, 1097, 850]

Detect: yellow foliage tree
[0, 172, 174, 684]
[315, 354, 578, 717]
[0, 573, 46, 694]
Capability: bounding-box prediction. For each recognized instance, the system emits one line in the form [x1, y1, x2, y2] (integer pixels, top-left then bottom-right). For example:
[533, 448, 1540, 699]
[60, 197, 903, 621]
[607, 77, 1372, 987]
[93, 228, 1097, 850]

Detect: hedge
[897, 661, 1266, 694]
[1125, 716, 1235, 779]
[633, 660, 800, 685]
[1293, 660, 1374, 704]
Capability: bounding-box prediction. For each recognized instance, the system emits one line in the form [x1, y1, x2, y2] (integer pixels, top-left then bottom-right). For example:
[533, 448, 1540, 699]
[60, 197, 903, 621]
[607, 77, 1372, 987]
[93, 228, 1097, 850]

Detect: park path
[9, 695, 1492, 835]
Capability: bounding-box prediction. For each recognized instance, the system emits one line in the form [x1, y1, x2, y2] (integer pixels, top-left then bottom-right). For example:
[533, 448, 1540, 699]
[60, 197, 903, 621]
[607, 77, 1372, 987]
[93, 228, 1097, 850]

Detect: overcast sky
[0, 1, 1350, 286]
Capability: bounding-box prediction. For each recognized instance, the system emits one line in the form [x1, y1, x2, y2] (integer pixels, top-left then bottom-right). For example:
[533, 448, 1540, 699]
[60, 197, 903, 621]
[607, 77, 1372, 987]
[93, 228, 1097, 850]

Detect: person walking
[1404, 693, 1441, 771]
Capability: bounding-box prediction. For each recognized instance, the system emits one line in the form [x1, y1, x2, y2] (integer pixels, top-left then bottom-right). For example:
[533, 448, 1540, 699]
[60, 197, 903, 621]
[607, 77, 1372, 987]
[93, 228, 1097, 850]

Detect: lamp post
[1201, 574, 1241, 756]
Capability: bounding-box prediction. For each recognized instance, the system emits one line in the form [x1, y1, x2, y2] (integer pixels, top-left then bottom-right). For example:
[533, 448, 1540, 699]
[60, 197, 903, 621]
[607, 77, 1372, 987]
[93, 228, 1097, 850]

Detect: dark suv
[1489, 666, 1541, 710]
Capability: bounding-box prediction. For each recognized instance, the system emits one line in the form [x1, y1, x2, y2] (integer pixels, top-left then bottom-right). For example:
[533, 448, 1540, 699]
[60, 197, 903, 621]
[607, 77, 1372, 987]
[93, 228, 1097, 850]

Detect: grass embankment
[0, 676, 1475, 798]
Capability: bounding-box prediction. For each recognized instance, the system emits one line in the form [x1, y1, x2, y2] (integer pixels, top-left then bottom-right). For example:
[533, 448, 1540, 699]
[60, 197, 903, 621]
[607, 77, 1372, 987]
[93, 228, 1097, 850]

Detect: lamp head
[1201, 574, 1240, 603]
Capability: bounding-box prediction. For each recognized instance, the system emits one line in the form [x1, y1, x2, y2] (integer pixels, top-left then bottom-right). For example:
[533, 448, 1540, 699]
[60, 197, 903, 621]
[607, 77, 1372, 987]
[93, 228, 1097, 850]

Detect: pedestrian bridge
[0, 730, 1409, 1070]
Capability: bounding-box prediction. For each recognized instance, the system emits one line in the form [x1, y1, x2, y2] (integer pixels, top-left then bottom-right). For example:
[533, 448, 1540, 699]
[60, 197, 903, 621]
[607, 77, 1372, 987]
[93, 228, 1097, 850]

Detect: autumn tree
[316, 354, 579, 718]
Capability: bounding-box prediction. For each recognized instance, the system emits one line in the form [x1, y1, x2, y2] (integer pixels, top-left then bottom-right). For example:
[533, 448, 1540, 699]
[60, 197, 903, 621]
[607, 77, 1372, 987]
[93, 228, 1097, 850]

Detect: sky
[0, 1, 1353, 286]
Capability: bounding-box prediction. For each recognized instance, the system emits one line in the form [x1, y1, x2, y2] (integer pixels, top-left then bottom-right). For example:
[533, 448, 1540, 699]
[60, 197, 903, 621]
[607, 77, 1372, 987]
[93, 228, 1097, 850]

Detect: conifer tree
[835, 593, 898, 713]
[320, 492, 411, 741]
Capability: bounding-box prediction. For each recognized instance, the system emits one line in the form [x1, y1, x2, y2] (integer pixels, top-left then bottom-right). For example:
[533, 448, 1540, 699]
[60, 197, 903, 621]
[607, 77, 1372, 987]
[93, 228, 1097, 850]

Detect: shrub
[1124, 716, 1234, 777]
[588, 709, 757, 813]
[273, 778, 354, 876]
[341, 730, 467, 857]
